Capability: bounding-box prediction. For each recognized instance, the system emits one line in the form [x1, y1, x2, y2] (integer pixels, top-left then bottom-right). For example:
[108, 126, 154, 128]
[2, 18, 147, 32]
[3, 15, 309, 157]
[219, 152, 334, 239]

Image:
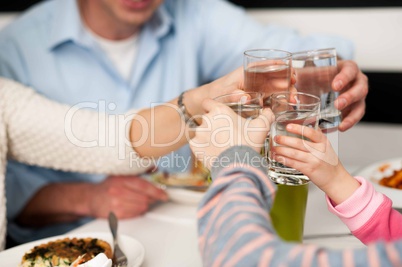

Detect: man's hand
[333, 60, 368, 131]
[87, 175, 168, 219]
[16, 176, 168, 227]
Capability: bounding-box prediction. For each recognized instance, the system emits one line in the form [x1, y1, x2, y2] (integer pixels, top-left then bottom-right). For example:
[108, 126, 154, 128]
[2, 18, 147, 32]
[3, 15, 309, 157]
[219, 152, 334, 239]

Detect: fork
[108, 212, 128, 267]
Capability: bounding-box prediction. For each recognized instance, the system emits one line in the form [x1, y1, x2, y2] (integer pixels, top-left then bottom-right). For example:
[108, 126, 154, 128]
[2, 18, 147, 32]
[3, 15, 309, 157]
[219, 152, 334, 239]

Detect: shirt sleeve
[326, 176, 402, 244]
[0, 78, 153, 175]
[198, 146, 402, 266]
[195, 0, 354, 82]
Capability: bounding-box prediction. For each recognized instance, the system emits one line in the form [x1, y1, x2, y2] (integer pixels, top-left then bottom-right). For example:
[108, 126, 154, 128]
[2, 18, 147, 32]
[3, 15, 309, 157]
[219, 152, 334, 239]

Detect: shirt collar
[48, 0, 173, 50]
[147, 4, 173, 38]
[48, 0, 88, 50]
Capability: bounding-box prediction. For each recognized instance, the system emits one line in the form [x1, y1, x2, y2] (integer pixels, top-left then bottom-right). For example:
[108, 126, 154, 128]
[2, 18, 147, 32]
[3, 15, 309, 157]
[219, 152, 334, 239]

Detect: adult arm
[130, 67, 245, 157]
[198, 146, 402, 266]
[1, 78, 150, 175]
[4, 67, 244, 226]
[0, 78, 167, 225]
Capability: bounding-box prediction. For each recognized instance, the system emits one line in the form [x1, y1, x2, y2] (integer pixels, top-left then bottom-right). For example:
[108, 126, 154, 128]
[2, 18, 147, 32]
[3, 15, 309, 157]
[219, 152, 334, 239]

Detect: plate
[355, 157, 402, 207]
[167, 187, 206, 205]
[152, 172, 210, 190]
[0, 232, 144, 267]
[152, 172, 208, 205]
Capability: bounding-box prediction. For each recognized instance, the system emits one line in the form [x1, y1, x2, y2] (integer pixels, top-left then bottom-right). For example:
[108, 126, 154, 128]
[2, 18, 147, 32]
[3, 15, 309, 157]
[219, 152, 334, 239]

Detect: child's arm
[273, 124, 402, 243]
[272, 123, 359, 205]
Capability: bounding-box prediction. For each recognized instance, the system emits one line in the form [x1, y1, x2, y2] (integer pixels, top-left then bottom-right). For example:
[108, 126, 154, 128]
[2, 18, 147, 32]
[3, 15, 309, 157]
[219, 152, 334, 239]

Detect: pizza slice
[20, 237, 112, 267]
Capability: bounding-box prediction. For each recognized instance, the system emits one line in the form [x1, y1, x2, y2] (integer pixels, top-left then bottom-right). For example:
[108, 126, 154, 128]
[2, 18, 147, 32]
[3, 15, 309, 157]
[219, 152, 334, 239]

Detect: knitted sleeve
[0, 78, 153, 175]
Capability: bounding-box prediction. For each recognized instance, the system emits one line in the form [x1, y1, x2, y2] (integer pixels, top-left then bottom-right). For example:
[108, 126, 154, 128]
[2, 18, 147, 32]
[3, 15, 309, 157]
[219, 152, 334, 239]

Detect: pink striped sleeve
[197, 147, 402, 266]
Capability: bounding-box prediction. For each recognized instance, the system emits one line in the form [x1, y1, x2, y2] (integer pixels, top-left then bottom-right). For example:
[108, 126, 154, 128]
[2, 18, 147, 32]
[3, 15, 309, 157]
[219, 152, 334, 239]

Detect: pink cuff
[326, 176, 384, 231]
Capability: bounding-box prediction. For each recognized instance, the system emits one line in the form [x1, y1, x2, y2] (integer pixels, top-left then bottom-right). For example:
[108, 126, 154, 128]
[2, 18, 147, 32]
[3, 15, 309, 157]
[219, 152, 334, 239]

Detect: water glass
[214, 92, 263, 119]
[292, 48, 340, 132]
[244, 49, 292, 106]
[268, 92, 321, 185]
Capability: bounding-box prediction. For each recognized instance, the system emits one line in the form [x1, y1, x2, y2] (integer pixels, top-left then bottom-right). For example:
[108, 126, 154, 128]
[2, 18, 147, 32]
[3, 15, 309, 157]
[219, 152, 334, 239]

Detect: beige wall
[247, 8, 402, 72]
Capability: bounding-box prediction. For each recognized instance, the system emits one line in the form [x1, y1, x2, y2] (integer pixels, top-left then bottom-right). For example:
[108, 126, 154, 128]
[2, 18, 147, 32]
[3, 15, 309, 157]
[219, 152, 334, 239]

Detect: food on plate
[379, 169, 402, 189]
[192, 159, 210, 177]
[153, 172, 210, 189]
[20, 237, 112, 267]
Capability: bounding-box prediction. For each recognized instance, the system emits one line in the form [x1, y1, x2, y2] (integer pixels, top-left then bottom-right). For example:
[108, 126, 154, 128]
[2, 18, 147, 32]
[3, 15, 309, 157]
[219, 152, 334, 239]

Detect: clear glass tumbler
[213, 92, 263, 119]
[244, 49, 292, 106]
[292, 48, 340, 132]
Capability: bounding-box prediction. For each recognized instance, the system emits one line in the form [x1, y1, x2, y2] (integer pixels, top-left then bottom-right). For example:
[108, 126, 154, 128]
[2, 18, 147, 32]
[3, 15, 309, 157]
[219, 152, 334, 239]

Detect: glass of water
[213, 92, 263, 119]
[292, 48, 340, 132]
[244, 49, 292, 106]
[268, 91, 321, 185]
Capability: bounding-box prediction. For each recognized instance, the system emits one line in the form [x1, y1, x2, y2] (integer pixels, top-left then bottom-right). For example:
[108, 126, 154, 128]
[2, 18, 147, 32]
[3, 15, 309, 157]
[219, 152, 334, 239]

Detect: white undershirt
[88, 30, 138, 81]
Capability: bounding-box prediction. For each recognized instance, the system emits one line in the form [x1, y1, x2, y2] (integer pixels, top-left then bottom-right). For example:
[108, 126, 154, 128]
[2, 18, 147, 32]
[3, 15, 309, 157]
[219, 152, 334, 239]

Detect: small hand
[190, 98, 273, 170]
[272, 124, 359, 204]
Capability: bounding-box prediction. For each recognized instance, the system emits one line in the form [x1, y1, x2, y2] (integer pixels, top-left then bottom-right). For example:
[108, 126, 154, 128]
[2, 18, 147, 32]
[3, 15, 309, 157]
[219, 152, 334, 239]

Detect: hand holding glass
[268, 92, 320, 243]
[213, 92, 263, 119]
[268, 92, 321, 185]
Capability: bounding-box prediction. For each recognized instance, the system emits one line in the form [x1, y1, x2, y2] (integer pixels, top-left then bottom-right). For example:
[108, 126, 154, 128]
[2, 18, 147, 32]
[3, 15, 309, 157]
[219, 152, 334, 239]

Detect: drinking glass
[292, 48, 340, 132]
[268, 92, 321, 185]
[243, 49, 292, 106]
[268, 91, 320, 243]
[214, 92, 263, 119]
[269, 182, 309, 242]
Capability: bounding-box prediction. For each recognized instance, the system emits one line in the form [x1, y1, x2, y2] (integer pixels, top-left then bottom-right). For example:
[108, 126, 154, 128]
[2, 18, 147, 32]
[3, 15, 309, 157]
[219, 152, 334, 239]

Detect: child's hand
[272, 124, 359, 204]
[190, 98, 273, 170]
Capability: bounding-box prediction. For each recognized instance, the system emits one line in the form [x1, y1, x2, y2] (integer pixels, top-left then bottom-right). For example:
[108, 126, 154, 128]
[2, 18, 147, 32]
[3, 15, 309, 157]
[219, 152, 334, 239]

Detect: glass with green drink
[268, 91, 321, 242]
[243, 49, 311, 242]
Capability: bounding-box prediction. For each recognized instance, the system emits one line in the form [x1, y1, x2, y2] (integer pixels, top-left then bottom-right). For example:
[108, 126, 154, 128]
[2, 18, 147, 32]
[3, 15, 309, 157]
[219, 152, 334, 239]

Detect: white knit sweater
[0, 78, 153, 249]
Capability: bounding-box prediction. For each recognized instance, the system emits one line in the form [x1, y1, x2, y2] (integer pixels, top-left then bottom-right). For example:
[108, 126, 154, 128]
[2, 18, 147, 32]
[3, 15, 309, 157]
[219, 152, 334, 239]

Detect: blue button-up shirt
[0, 0, 353, 242]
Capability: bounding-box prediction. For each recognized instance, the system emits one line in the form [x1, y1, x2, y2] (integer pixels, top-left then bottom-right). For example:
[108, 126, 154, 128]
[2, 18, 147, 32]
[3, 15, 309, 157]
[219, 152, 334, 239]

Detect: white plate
[151, 172, 207, 205]
[0, 232, 145, 267]
[355, 157, 402, 208]
[167, 187, 205, 205]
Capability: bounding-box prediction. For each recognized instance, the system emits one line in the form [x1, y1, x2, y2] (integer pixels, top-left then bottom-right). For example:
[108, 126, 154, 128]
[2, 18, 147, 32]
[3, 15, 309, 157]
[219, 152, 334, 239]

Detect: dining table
[6, 121, 396, 267]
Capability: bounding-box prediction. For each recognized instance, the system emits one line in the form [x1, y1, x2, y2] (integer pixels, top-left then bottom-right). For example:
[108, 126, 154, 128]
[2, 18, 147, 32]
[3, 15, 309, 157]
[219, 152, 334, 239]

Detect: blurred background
[1, 0, 401, 124]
